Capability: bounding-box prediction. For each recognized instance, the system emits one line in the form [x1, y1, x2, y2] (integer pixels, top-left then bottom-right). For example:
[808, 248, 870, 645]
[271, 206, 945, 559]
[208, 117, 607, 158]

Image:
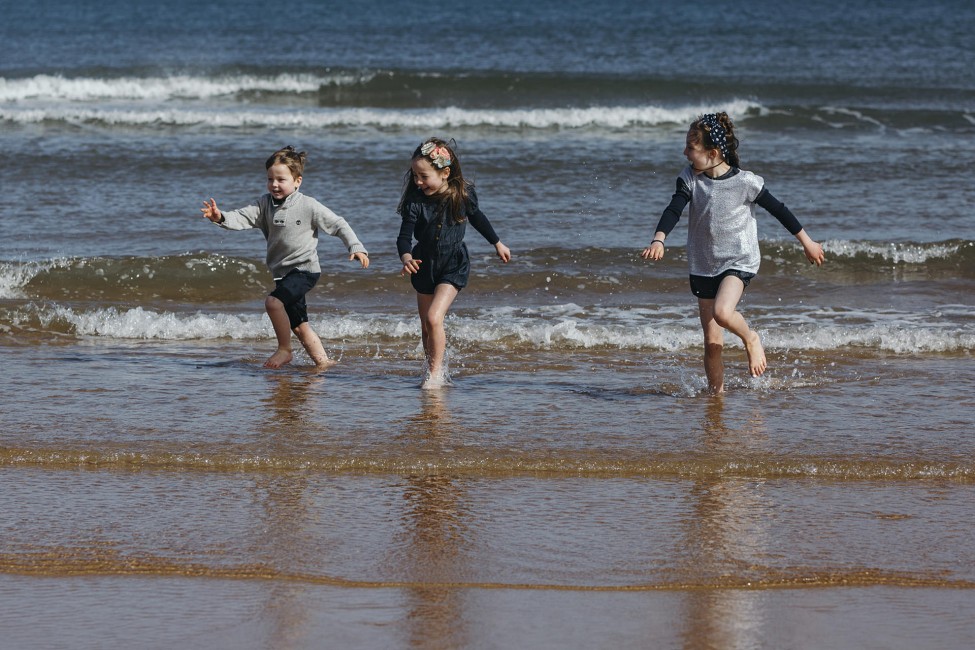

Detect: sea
[1, 0, 974, 648]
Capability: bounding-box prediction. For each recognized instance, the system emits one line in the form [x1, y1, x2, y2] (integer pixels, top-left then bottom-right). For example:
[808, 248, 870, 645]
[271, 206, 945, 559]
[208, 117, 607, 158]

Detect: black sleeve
[466, 188, 500, 245]
[653, 177, 691, 235]
[755, 187, 803, 235]
[396, 202, 418, 257]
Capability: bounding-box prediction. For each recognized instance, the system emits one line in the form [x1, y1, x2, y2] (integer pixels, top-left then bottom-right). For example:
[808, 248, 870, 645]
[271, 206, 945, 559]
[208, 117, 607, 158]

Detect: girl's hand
[401, 256, 422, 276]
[350, 252, 370, 269]
[201, 198, 223, 223]
[641, 240, 665, 260]
[495, 242, 511, 263]
[803, 240, 825, 266]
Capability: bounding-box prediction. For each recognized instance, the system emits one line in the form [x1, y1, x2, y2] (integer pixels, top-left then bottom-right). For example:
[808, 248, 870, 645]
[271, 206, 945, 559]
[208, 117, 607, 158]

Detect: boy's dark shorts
[689, 269, 756, 300]
[270, 270, 321, 329]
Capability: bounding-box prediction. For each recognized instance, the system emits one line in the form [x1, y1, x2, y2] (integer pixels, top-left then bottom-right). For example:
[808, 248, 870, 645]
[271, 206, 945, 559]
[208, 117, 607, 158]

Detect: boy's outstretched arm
[350, 251, 370, 269]
[201, 198, 223, 223]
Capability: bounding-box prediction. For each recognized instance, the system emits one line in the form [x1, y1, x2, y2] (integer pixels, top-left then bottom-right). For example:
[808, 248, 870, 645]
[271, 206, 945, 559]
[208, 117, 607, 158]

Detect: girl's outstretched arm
[795, 229, 825, 266]
[641, 231, 667, 260]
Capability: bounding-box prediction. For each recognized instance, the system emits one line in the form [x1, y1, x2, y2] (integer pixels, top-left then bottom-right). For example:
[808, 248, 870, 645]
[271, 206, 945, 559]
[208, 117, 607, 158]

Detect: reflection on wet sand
[681, 396, 771, 650]
[395, 390, 471, 649]
[253, 373, 325, 648]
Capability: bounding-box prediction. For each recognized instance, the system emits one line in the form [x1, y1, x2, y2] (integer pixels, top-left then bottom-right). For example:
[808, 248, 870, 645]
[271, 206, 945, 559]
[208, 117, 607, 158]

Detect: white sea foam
[0, 73, 361, 102]
[814, 106, 886, 130]
[0, 259, 69, 299]
[822, 239, 965, 263]
[23, 304, 969, 355]
[771, 323, 975, 354]
[46, 306, 265, 340]
[0, 99, 763, 131]
[0, 262, 32, 299]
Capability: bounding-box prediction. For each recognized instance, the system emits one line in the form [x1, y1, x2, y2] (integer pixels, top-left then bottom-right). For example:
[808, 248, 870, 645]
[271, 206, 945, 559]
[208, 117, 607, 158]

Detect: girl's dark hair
[266, 145, 307, 180]
[398, 138, 470, 223]
[688, 112, 740, 168]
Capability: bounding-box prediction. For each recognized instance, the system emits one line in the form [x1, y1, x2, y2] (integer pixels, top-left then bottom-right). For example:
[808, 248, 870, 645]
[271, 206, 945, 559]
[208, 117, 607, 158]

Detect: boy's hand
[495, 242, 511, 263]
[350, 252, 370, 269]
[201, 198, 223, 223]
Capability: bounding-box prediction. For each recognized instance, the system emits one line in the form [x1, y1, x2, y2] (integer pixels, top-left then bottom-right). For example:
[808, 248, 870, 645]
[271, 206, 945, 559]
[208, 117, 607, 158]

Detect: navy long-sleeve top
[397, 186, 500, 258]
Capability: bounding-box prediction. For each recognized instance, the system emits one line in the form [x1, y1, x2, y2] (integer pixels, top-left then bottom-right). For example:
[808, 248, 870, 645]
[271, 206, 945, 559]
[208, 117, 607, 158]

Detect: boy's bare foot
[311, 355, 338, 371]
[744, 331, 767, 377]
[264, 348, 293, 369]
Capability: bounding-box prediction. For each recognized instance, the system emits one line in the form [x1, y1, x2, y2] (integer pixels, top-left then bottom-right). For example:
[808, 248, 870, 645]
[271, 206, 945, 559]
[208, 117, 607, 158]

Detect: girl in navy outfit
[397, 138, 511, 388]
[641, 113, 825, 393]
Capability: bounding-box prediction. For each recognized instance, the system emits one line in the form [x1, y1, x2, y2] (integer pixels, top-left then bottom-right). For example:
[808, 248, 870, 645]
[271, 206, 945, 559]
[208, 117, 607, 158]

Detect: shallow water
[3, 0, 975, 647]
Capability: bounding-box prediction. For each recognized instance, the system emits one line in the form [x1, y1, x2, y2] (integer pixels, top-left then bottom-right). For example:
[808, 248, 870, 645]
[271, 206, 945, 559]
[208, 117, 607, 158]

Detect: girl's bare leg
[711, 277, 766, 378]
[264, 295, 294, 369]
[698, 298, 726, 394]
[416, 283, 460, 387]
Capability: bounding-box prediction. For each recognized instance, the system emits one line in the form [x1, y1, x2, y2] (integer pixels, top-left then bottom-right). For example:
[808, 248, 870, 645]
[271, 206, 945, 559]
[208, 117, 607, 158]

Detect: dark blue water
[5, 0, 974, 88]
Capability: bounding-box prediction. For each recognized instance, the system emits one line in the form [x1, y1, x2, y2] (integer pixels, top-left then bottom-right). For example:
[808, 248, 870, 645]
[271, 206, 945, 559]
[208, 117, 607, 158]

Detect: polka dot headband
[700, 113, 731, 161]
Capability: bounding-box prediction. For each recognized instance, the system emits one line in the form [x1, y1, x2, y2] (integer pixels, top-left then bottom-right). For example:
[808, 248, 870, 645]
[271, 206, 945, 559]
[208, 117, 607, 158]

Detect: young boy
[201, 146, 369, 369]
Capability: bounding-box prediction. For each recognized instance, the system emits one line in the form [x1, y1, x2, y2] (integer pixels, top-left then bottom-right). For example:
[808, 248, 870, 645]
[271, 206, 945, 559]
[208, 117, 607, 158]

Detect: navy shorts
[269, 270, 321, 329]
[689, 269, 755, 300]
[410, 244, 469, 295]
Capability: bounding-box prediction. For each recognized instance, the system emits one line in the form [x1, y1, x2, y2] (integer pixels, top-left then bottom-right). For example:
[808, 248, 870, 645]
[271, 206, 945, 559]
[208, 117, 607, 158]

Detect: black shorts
[269, 270, 321, 329]
[411, 244, 469, 295]
[689, 269, 755, 300]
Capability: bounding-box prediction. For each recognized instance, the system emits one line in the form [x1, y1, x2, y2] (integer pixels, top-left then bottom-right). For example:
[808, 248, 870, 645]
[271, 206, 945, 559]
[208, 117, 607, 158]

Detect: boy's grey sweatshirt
[219, 191, 367, 279]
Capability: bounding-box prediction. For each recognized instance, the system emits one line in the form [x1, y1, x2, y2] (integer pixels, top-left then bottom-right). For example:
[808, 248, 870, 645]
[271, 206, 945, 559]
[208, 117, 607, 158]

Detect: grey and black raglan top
[218, 191, 367, 279]
[654, 166, 803, 277]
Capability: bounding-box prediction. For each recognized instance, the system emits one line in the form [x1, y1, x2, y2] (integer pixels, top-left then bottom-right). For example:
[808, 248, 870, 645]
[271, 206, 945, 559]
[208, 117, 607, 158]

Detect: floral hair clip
[420, 141, 452, 169]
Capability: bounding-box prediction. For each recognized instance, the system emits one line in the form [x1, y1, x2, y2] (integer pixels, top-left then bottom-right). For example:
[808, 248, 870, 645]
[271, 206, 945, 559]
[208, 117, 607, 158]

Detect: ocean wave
[821, 239, 972, 264]
[0, 254, 266, 302]
[0, 259, 53, 299]
[4, 302, 971, 354]
[0, 101, 763, 131]
[0, 72, 363, 102]
[3, 242, 971, 307]
[0, 69, 765, 107]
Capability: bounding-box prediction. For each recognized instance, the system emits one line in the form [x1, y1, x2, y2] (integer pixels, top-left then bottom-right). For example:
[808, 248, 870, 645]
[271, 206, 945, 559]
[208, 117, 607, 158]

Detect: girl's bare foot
[744, 331, 767, 377]
[264, 348, 293, 369]
[421, 368, 448, 390]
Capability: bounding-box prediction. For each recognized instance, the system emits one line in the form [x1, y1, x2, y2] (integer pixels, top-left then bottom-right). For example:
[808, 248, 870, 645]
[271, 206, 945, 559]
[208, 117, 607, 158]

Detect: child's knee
[265, 295, 285, 312]
[421, 312, 444, 332]
[712, 305, 736, 328]
[292, 321, 313, 339]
